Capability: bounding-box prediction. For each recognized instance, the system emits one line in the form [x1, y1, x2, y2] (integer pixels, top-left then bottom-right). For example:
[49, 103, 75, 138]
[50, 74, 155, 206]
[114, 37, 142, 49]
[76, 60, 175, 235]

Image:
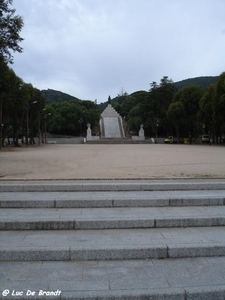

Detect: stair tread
[1, 190, 225, 209]
[1, 226, 225, 248]
[1, 257, 225, 299]
[1, 180, 225, 298]
[1, 206, 225, 220]
[1, 190, 225, 199]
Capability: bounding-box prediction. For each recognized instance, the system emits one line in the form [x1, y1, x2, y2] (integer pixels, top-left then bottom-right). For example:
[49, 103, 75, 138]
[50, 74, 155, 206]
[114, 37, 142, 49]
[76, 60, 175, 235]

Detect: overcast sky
[12, 0, 225, 103]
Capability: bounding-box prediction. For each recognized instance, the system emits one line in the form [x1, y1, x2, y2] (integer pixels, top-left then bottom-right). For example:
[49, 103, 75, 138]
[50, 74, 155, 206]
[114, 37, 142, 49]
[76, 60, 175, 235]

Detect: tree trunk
[41, 131, 44, 143]
[0, 95, 2, 149]
[14, 127, 20, 147]
[176, 124, 179, 143]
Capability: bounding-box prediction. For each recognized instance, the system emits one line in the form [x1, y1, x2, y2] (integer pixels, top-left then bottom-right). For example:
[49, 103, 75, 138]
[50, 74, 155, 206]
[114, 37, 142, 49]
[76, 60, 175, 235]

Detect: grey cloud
[12, 0, 225, 102]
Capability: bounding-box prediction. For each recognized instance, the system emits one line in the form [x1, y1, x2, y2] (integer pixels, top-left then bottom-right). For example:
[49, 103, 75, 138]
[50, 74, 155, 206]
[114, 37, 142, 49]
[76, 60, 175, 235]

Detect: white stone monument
[86, 123, 92, 141]
[139, 124, 145, 140]
[100, 98, 125, 139]
[131, 124, 145, 141]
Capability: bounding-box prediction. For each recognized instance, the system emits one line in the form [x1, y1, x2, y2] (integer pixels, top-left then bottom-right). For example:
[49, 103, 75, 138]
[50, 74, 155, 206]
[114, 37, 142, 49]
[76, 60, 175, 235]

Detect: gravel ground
[0, 144, 225, 180]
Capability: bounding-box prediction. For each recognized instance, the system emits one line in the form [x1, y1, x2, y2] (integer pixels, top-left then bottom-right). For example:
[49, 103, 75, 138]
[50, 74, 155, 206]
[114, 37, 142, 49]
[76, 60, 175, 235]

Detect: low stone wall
[47, 137, 83, 144]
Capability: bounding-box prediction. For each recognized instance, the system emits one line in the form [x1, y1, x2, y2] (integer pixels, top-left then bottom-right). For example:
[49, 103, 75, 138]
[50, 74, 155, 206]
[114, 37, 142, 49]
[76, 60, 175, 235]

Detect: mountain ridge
[174, 75, 218, 91]
[42, 76, 219, 104]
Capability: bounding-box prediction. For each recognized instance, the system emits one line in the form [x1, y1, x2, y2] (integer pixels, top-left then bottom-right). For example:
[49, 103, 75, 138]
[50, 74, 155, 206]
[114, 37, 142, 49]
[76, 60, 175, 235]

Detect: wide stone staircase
[86, 138, 152, 144]
[0, 180, 225, 299]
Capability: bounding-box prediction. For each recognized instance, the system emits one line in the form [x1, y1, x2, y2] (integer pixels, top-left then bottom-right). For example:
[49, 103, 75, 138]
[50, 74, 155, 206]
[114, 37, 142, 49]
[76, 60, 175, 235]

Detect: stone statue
[108, 95, 111, 104]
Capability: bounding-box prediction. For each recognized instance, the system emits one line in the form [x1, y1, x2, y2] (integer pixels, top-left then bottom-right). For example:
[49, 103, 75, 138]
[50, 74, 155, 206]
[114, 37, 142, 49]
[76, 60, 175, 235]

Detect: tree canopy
[108, 73, 225, 142]
[48, 100, 100, 136]
[0, 63, 46, 147]
[0, 0, 24, 64]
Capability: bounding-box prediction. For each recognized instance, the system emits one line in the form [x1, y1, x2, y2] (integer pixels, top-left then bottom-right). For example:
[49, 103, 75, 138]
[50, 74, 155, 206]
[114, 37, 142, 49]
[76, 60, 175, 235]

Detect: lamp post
[44, 113, 51, 144]
[206, 112, 210, 135]
[26, 101, 37, 146]
[41, 108, 46, 144]
[155, 117, 159, 139]
[38, 113, 41, 146]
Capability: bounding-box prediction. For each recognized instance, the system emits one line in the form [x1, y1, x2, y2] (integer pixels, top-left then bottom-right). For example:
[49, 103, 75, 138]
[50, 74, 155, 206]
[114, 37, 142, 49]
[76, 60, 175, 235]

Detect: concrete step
[1, 227, 225, 261]
[1, 257, 225, 299]
[1, 190, 225, 208]
[1, 206, 225, 230]
[1, 179, 225, 192]
[1, 180, 225, 299]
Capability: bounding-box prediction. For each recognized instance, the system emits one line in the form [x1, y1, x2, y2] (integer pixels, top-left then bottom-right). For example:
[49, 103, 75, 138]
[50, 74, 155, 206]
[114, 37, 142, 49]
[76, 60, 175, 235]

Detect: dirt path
[0, 144, 225, 180]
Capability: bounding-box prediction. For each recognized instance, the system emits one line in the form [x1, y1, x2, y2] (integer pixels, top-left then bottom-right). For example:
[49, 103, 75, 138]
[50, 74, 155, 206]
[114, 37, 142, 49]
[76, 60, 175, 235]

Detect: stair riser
[1, 181, 225, 300]
[1, 183, 225, 192]
[1, 244, 225, 261]
[0, 197, 224, 208]
[1, 217, 224, 230]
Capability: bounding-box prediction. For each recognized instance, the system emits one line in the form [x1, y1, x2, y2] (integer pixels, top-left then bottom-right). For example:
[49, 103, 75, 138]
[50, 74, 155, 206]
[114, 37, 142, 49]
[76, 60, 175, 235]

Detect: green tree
[49, 100, 100, 136]
[127, 103, 143, 134]
[0, 0, 24, 64]
[199, 84, 216, 138]
[167, 102, 185, 141]
[147, 76, 177, 136]
[1, 67, 24, 146]
[126, 91, 149, 135]
[1, 72, 45, 146]
[0, 57, 9, 147]
[80, 101, 100, 130]
[174, 85, 203, 141]
[0, 65, 22, 146]
[28, 88, 46, 144]
[0, 0, 24, 148]
[54, 102, 81, 135]
[213, 72, 225, 142]
[112, 89, 129, 117]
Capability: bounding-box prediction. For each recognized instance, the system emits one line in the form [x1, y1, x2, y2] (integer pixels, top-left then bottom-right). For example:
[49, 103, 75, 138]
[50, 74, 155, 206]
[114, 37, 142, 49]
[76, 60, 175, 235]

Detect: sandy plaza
[0, 144, 225, 180]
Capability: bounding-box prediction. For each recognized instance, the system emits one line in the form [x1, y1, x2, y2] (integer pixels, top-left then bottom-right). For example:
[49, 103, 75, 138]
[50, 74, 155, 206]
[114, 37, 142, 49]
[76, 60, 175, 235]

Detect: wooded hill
[42, 76, 218, 105]
[174, 76, 218, 91]
[42, 89, 81, 104]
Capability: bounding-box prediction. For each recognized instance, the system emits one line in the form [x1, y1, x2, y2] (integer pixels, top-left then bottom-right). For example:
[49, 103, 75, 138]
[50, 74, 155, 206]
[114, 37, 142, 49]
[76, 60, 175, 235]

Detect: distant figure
[108, 95, 111, 104]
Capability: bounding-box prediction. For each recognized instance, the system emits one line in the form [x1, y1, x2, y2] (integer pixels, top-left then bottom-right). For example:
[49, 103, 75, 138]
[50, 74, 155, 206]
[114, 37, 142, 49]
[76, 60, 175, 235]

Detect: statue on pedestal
[86, 123, 92, 141]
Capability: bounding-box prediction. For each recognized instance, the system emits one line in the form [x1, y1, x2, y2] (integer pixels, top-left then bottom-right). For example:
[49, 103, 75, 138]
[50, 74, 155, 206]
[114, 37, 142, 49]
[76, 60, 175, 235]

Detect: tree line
[1, 0, 224, 146]
[112, 74, 225, 143]
[46, 100, 100, 136]
[1, 62, 224, 145]
[0, 0, 100, 146]
[0, 60, 101, 145]
[0, 62, 47, 146]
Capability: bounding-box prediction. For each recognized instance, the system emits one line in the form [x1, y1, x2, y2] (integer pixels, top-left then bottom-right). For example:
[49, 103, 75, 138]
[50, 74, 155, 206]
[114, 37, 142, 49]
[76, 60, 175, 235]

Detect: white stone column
[139, 124, 145, 140]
